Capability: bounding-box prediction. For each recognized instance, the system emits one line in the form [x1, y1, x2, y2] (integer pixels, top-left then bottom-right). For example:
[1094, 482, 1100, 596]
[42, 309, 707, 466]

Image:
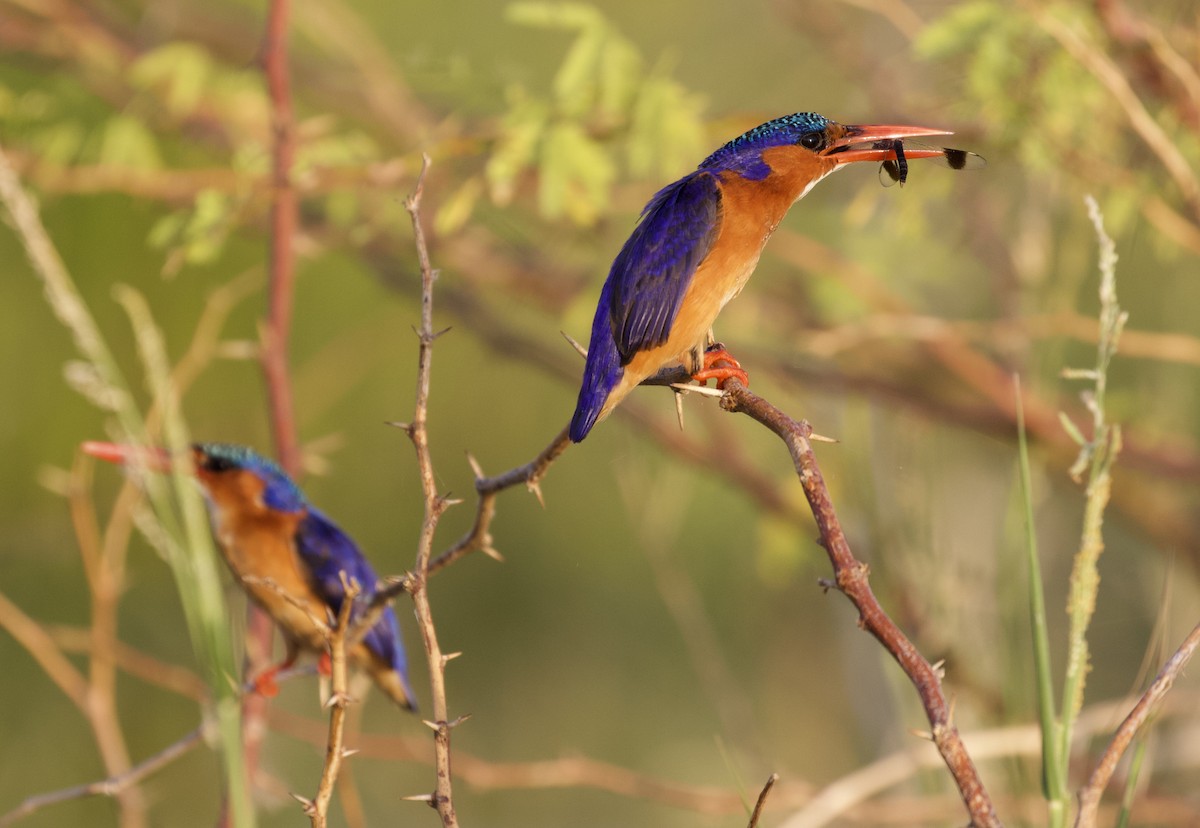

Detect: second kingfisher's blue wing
[608, 171, 722, 360]
[294, 508, 411, 688]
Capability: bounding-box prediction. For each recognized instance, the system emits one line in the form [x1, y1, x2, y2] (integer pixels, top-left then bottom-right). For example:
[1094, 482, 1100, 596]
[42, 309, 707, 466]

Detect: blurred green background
[2, 0, 1199, 825]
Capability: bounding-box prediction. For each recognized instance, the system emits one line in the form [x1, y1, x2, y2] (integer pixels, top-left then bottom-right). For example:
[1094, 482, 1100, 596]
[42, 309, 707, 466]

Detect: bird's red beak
[82, 441, 177, 473]
[824, 123, 953, 165]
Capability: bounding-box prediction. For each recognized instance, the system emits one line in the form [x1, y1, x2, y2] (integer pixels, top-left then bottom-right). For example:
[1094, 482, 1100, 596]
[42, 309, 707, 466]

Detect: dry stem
[400, 154, 460, 827]
[307, 575, 362, 827]
[1074, 621, 1200, 826]
[718, 379, 1002, 828]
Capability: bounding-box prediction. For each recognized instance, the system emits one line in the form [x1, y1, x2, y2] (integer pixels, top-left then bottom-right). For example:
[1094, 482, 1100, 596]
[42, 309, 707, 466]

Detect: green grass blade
[1014, 375, 1067, 823]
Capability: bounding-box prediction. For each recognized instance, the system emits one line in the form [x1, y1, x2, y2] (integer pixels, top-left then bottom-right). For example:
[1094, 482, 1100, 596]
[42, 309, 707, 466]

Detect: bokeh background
[2, 0, 1199, 825]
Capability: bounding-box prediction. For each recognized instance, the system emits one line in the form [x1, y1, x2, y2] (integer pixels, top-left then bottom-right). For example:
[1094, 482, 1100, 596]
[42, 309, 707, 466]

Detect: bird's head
[699, 112, 954, 192]
[82, 440, 307, 517]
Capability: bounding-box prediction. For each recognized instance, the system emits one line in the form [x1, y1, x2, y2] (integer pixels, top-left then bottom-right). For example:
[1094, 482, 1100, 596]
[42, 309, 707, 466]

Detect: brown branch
[747, 774, 780, 828]
[400, 154, 461, 828]
[0, 727, 205, 828]
[1074, 620, 1200, 827]
[260, 0, 300, 477]
[717, 379, 1002, 828]
[305, 575, 361, 827]
[239, 0, 302, 815]
[428, 425, 571, 574]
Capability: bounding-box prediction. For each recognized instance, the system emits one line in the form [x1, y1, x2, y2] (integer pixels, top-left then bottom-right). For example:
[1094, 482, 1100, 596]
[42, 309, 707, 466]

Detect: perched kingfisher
[569, 111, 979, 441]
[82, 440, 416, 711]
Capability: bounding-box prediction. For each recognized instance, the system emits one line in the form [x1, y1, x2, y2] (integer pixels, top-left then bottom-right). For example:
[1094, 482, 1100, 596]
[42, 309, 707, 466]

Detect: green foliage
[130, 42, 215, 119]
[918, 1, 1198, 241]
[148, 189, 237, 276]
[481, 2, 707, 226]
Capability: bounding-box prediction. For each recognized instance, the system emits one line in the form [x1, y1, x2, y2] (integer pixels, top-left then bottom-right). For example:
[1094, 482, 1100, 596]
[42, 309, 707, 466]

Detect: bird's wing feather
[294, 508, 408, 677]
[609, 171, 722, 361]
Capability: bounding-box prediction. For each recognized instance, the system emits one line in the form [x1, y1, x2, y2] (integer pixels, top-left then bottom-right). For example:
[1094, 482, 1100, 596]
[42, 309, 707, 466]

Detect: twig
[428, 425, 571, 574]
[307, 574, 362, 827]
[1074, 621, 1200, 827]
[0, 727, 205, 828]
[244, 0, 303, 815]
[400, 154, 461, 828]
[747, 774, 780, 828]
[261, 0, 301, 477]
[717, 380, 1002, 828]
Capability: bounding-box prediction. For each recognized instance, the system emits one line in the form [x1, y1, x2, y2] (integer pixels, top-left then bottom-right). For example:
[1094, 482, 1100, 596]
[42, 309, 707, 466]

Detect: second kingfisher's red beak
[82, 441, 178, 473]
[823, 123, 953, 165]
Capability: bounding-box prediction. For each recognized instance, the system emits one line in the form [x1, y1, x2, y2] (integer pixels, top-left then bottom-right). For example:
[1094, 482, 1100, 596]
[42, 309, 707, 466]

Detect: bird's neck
[718, 146, 839, 239]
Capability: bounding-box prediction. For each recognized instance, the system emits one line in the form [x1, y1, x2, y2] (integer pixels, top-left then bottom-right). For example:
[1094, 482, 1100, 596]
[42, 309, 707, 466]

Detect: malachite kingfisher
[82, 440, 417, 711]
[569, 111, 981, 442]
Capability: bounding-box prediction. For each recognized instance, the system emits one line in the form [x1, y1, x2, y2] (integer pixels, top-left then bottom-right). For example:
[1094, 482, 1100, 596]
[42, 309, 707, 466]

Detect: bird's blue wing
[294, 508, 410, 684]
[569, 170, 722, 442]
[609, 170, 722, 360]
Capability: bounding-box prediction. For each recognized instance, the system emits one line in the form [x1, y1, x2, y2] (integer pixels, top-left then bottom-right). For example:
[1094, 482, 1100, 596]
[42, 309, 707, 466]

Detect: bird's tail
[570, 318, 624, 442]
[364, 651, 417, 711]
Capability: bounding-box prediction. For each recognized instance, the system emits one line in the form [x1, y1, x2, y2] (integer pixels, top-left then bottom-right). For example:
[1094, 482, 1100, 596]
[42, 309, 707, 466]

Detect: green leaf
[486, 91, 549, 204]
[626, 73, 706, 179]
[506, 2, 603, 31]
[538, 120, 614, 225]
[129, 42, 214, 119]
[435, 176, 484, 236]
[98, 114, 163, 170]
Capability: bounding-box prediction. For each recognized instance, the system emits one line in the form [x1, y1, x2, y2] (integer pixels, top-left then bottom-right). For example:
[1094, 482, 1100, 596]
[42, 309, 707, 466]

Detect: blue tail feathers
[570, 282, 624, 442]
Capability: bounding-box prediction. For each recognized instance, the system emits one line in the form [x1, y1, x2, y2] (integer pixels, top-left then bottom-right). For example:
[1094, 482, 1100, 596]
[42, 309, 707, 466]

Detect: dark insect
[875, 139, 985, 188]
[880, 139, 908, 186]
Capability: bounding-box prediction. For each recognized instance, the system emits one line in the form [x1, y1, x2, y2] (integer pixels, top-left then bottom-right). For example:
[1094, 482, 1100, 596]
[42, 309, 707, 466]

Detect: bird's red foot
[251, 667, 282, 698]
[317, 651, 332, 676]
[692, 345, 749, 389]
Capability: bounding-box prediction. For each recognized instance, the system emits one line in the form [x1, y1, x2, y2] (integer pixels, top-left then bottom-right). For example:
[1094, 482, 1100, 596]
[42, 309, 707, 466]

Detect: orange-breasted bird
[569, 112, 980, 441]
[82, 440, 416, 710]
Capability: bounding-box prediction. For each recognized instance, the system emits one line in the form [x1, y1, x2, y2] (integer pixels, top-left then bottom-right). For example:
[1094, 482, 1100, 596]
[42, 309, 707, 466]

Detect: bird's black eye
[799, 131, 825, 150]
[201, 455, 233, 473]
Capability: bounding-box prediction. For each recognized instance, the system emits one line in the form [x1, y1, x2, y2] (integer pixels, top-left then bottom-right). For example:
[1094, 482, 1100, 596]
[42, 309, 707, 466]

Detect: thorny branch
[399, 154, 461, 828]
[717, 378, 1003, 828]
[304, 575, 362, 828]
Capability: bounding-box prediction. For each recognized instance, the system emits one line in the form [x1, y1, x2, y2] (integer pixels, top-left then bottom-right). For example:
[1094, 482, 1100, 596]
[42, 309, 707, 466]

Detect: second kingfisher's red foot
[692, 345, 750, 389]
[251, 665, 284, 698]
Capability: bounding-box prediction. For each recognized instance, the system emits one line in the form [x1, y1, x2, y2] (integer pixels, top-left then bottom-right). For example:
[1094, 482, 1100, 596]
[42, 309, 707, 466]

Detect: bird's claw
[692, 345, 749, 389]
[251, 668, 282, 698]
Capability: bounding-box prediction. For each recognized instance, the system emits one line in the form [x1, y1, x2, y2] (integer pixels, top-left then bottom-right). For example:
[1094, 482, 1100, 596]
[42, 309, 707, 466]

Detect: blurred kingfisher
[569, 111, 980, 441]
[82, 440, 416, 711]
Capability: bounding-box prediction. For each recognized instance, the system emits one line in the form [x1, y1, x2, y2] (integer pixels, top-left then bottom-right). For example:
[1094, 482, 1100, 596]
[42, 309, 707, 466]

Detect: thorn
[466, 452, 485, 480]
[561, 331, 588, 358]
[443, 651, 463, 663]
[481, 544, 505, 563]
[402, 793, 435, 803]
[931, 659, 946, 680]
[809, 432, 839, 443]
[674, 388, 685, 431]
[386, 420, 414, 435]
[527, 479, 546, 508]
[909, 728, 934, 741]
[422, 719, 440, 732]
[670, 382, 724, 398]
[817, 577, 835, 593]
[342, 748, 360, 759]
[324, 691, 353, 709]
[290, 793, 316, 815]
[432, 325, 453, 340]
[440, 495, 465, 508]
[447, 713, 473, 728]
